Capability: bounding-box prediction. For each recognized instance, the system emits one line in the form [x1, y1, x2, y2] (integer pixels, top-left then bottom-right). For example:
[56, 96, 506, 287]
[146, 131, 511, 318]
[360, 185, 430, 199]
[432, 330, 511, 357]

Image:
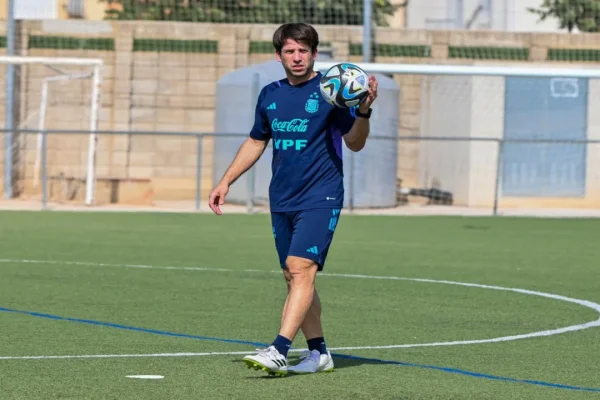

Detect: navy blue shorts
[271, 208, 342, 271]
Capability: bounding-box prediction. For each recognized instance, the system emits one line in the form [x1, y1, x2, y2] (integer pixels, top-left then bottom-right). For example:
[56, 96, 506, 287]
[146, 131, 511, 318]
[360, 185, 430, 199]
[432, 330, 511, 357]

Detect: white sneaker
[243, 346, 288, 376]
[288, 349, 334, 374]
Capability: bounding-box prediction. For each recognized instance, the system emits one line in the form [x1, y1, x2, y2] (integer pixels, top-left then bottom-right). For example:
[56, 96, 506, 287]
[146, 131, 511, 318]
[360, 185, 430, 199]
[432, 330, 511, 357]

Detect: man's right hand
[208, 183, 229, 215]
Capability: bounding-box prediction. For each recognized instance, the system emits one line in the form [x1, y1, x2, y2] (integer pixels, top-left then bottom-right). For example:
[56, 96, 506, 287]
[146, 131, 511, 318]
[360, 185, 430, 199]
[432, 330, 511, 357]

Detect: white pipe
[33, 79, 49, 189]
[0, 56, 103, 66]
[314, 61, 600, 79]
[85, 64, 103, 206]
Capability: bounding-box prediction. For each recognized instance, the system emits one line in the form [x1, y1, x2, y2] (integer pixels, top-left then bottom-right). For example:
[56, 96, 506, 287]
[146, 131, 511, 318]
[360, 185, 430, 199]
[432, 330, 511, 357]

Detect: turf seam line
[0, 307, 265, 348]
[1, 306, 600, 393]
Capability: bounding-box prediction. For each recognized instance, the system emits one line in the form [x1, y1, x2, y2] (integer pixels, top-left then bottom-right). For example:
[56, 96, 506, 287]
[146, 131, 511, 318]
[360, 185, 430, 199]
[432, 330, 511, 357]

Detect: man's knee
[285, 256, 318, 281]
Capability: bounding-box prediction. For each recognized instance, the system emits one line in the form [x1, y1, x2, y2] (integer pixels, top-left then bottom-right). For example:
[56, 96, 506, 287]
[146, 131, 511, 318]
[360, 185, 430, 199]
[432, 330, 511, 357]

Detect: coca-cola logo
[271, 118, 309, 133]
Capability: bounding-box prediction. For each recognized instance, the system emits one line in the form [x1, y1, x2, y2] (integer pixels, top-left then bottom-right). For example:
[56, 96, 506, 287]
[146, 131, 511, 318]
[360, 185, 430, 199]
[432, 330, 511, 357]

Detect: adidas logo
[273, 359, 286, 367]
[306, 246, 319, 255]
[267, 102, 276, 110]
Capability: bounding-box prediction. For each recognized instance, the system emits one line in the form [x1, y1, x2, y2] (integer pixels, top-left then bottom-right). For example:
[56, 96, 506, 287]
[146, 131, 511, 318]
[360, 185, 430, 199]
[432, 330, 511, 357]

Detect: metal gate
[502, 77, 587, 197]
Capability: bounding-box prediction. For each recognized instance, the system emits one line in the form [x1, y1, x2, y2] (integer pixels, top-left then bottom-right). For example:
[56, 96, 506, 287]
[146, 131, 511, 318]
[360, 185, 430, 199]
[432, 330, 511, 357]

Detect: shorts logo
[329, 209, 341, 231]
[306, 246, 319, 255]
[305, 92, 320, 114]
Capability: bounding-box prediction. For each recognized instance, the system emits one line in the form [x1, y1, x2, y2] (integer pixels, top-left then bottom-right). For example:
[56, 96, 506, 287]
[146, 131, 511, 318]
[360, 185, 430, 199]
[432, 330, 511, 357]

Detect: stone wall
[1, 19, 600, 206]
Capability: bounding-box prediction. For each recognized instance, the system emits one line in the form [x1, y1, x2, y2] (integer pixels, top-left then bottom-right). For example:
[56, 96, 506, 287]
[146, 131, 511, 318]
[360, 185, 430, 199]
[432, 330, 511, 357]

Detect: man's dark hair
[272, 23, 319, 53]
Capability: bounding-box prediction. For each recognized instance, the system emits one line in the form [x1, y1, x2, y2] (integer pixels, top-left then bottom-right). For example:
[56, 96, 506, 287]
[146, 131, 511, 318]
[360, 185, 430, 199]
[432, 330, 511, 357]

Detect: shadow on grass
[332, 353, 389, 369]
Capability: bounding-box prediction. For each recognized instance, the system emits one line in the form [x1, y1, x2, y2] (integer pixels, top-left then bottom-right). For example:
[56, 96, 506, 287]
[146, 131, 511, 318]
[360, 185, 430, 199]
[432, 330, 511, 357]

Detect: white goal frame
[313, 61, 600, 211]
[314, 61, 600, 79]
[1, 56, 103, 206]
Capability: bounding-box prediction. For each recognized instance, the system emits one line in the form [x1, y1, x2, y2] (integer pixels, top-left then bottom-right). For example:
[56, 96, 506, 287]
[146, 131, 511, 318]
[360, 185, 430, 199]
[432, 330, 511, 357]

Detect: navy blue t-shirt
[249, 72, 356, 212]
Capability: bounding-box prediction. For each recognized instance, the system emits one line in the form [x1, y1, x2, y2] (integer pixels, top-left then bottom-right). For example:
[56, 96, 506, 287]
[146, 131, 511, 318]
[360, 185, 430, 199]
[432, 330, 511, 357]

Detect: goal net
[1, 56, 103, 205]
[314, 61, 600, 215]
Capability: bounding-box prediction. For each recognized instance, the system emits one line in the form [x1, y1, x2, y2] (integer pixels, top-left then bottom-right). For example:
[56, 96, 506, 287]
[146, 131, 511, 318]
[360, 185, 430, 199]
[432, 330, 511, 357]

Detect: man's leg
[285, 207, 340, 347]
[283, 208, 340, 373]
[281, 270, 292, 325]
[282, 269, 323, 341]
[278, 256, 318, 341]
[244, 254, 316, 377]
[243, 212, 293, 376]
[244, 209, 339, 375]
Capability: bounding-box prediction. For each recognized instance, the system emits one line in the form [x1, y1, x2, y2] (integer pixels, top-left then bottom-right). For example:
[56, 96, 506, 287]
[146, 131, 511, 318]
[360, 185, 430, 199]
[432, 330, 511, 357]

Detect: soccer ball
[319, 63, 370, 108]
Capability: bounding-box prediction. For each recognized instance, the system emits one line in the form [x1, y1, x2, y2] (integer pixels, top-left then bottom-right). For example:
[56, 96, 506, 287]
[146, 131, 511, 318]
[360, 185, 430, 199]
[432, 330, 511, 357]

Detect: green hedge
[133, 39, 218, 53]
[29, 36, 114, 51]
[350, 43, 431, 57]
[448, 46, 529, 60]
[547, 48, 600, 62]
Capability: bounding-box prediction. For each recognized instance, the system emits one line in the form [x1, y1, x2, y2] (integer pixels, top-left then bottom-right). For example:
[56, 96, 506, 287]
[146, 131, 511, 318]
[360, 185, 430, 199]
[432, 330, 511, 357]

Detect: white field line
[0, 351, 252, 360]
[1, 258, 599, 358]
[0, 347, 348, 361]
[0, 348, 329, 361]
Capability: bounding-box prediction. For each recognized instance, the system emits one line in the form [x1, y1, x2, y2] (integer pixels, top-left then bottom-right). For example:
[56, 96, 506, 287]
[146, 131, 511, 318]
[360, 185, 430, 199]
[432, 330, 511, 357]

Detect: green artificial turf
[1, 211, 599, 399]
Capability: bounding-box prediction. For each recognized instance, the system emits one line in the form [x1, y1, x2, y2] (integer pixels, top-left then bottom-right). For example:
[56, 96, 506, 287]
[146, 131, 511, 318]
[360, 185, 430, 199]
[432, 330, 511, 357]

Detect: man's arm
[209, 84, 271, 215]
[342, 75, 378, 152]
[218, 137, 269, 186]
[343, 113, 370, 152]
[209, 137, 268, 215]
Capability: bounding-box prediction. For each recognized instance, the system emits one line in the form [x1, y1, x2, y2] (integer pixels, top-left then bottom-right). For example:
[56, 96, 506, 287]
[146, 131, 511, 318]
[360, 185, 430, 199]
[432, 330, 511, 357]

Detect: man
[208, 22, 378, 376]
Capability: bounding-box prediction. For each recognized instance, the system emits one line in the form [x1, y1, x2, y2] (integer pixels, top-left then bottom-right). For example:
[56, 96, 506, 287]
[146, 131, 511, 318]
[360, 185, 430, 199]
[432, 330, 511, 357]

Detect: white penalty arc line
[0, 348, 327, 361]
[0, 351, 253, 360]
[1, 258, 600, 355]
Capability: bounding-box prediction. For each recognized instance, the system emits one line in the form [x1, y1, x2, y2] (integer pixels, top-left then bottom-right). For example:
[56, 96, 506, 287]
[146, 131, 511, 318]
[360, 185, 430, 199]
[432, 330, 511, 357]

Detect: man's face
[276, 39, 317, 79]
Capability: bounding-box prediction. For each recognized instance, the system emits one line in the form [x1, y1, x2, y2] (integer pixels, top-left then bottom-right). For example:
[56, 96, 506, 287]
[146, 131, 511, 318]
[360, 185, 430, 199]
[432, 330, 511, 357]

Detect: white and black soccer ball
[319, 63, 369, 108]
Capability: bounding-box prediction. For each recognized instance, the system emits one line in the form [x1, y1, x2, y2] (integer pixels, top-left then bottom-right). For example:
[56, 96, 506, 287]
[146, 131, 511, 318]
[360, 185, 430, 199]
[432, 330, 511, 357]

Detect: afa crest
[305, 92, 320, 114]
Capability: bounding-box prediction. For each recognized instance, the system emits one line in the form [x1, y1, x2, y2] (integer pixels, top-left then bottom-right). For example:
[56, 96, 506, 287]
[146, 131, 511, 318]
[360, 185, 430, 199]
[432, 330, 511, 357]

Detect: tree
[100, 0, 402, 26]
[528, 0, 600, 32]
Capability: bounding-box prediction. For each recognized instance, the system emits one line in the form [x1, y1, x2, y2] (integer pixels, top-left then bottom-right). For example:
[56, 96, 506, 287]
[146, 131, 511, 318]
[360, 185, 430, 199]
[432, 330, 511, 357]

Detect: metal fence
[3, 2, 600, 218]
[2, 129, 599, 217]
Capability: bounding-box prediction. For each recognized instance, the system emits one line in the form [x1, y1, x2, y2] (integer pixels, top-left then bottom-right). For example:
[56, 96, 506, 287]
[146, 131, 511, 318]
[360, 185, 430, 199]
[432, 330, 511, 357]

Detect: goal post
[0, 56, 103, 206]
[313, 61, 600, 212]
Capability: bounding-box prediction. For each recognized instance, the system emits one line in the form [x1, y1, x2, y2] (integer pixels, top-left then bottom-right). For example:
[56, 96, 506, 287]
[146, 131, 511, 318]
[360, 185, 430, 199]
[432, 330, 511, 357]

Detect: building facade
[406, 0, 567, 32]
[0, 0, 107, 21]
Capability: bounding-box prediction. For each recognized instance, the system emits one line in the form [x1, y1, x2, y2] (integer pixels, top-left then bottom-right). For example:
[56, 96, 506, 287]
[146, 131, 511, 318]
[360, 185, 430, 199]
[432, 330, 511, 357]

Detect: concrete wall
[419, 75, 473, 204]
[468, 76, 505, 207]
[1, 20, 600, 207]
[419, 74, 504, 207]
